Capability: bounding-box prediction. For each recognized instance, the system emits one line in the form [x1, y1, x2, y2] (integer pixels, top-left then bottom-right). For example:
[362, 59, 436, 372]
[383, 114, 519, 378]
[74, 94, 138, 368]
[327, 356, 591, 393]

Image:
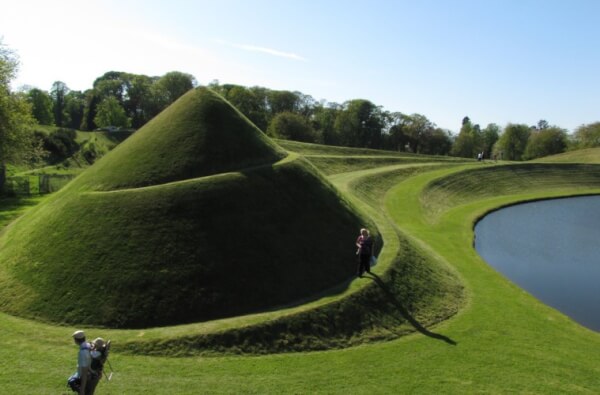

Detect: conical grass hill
[0, 88, 372, 329]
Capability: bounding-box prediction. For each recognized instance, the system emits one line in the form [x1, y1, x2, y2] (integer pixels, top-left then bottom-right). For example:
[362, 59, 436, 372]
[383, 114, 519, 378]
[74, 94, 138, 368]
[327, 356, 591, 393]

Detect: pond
[474, 195, 600, 332]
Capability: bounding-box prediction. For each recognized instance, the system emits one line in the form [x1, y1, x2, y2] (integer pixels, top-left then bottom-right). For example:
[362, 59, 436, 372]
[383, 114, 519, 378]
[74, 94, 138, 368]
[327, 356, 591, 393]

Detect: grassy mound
[0, 88, 370, 329]
[3, 141, 600, 393]
[79, 88, 286, 191]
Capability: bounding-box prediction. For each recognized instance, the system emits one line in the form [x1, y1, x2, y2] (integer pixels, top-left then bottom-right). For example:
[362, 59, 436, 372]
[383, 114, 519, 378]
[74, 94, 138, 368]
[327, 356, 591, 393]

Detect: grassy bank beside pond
[1, 126, 599, 393]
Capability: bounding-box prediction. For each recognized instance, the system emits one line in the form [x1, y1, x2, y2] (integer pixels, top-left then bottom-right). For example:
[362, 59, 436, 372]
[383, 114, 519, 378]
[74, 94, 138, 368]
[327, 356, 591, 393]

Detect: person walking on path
[356, 228, 373, 277]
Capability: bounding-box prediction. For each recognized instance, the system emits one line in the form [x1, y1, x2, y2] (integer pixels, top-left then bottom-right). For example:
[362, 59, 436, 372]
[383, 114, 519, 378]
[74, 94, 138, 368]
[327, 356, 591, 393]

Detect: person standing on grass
[72, 330, 92, 394]
[356, 228, 373, 277]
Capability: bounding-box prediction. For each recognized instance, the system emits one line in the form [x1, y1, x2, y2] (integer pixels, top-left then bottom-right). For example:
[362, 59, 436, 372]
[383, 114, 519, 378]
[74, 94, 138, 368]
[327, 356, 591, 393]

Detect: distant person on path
[356, 228, 373, 277]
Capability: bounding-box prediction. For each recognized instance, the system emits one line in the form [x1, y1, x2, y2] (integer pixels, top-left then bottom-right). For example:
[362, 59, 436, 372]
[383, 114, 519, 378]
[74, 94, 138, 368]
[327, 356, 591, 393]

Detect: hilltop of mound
[0, 88, 373, 329]
[77, 87, 286, 191]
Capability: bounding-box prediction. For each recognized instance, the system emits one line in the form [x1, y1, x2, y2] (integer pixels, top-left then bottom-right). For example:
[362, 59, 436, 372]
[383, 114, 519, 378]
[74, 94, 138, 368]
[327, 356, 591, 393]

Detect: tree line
[3, 38, 600, 191]
[23, 70, 196, 131]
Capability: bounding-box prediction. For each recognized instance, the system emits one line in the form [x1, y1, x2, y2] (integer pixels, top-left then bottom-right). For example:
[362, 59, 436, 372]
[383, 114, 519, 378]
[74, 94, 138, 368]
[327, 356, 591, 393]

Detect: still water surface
[474, 195, 600, 332]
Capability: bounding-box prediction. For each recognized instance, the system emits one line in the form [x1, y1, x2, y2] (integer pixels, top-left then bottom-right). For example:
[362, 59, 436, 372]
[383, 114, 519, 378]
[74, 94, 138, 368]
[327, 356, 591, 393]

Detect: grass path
[1, 156, 600, 393]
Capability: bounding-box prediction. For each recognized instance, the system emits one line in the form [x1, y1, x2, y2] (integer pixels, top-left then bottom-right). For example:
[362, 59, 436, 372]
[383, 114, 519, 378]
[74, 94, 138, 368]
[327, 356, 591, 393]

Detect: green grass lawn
[533, 147, 600, 164]
[1, 115, 600, 392]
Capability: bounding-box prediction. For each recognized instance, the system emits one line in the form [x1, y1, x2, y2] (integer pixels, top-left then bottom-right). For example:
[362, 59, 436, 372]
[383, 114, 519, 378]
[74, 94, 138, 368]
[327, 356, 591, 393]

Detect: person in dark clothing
[356, 228, 373, 277]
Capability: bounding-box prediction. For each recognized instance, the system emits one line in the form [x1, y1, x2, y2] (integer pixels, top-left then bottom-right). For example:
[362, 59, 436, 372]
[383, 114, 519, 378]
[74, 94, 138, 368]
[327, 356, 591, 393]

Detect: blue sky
[2, 0, 599, 133]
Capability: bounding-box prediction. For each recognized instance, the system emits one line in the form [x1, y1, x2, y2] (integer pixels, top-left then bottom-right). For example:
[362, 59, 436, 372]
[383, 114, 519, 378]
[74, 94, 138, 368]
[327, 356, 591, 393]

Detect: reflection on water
[474, 195, 600, 332]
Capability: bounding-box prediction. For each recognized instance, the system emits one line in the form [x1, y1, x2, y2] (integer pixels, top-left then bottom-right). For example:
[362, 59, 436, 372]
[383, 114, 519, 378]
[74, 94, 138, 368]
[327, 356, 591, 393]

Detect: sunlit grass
[1, 122, 600, 393]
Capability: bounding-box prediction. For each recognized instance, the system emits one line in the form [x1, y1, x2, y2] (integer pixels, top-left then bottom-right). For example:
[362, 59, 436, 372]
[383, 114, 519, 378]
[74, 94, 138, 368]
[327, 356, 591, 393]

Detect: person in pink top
[356, 228, 373, 277]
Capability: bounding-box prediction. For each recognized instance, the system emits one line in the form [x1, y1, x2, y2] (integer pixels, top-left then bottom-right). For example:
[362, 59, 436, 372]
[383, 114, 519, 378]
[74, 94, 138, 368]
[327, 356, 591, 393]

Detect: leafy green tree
[334, 99, 385, 148]
[64, 90, 86, 129]
[0, 41, 44, 190]
[312, 103, 341, 145]
[451, 117, 481, 158]
[153, 71, 196, 107]
[523, 126, 568, 160]
[26, 88, 54, 125]
[93, 71, 128, 103]
[573, 122, 600, 148]
[402, 113, 437, 153]
[268, 90, 300, 115]
[39, 128, 80, 163]
[223, 85, 268, 130]
[267, 111, 317, 142]
[481, 123, 500, 158]
[537, 119, 549, 130]
[421, 128, 453, 155]
[385, 112, 410, 151]
[50, 81, 70, 127]
[80, 89, 101, 130]
[493, 123, 531, 160]
[94, 96, 131, 128]
[125, 74, 156, 128]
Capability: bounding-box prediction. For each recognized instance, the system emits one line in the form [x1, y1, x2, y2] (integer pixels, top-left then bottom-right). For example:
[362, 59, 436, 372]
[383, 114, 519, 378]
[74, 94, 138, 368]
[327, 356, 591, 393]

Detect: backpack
[90, 338, 111, 373]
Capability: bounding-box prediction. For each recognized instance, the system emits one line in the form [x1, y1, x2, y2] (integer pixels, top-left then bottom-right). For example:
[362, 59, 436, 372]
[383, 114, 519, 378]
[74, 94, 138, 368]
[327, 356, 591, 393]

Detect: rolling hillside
[0, 105, 599, 393]
[0, 88, 374, 328]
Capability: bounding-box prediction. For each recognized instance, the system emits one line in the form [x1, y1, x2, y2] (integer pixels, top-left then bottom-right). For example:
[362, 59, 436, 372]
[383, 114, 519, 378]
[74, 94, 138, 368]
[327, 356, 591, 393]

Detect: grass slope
[1, 128, 599, 393]
[0, 88, 371, 329]
[533, 147, 600, 164]
[81, 88, 286, 191]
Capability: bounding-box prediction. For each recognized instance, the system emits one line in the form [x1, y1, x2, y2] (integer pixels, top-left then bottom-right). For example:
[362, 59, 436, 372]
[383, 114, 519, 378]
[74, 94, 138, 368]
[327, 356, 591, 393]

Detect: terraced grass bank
[1, 104, 600, 392]
[0, 88, 375, 329]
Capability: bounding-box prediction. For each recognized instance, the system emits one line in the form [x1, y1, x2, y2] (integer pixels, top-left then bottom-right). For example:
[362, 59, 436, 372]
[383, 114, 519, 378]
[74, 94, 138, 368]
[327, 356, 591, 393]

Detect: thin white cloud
[218, 40, 307, 62]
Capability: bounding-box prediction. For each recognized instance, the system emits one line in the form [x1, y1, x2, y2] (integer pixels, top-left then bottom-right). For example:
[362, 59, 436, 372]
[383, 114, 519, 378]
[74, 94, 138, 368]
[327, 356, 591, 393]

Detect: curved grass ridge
[0, 89, 371, 329]
[2, 147, 600, 393]
[533, 147, 600, 163]
[421, 163, 600, 222]
[118, 170, 465, 355]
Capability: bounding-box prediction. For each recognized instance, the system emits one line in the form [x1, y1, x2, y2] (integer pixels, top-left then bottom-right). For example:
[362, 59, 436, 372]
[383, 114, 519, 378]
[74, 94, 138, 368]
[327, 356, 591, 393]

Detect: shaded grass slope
[118, 162, 465, 355]
[0, 88, 369, 329]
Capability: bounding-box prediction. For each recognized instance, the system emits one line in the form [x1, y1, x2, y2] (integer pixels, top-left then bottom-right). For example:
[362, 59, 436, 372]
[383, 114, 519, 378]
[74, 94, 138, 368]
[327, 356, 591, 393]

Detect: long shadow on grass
[366, 272, 457, 345]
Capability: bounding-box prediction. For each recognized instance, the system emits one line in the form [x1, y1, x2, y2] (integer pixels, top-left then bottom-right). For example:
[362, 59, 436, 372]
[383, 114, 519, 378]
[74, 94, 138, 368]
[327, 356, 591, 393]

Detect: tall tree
[26, 88, 54, 125]
[481, 123, 500, 158]
[153, 71, 196, 108]
[50, 81, 70, 127]
[64, 90, 86, 129]
[451, 116, 481, 158]
[334, 99, 385, 148]
[125, 74, 156, 128]
[267, 111, 317, 142]
[268, 90, 300, 115]
[94, 96, 131, 128]
[523, 126, 568, 160]
[80, 89, 101, 130]
[224, 85, 268, 130]
[573, 122, 600, 148]
[493, 123, 531, 160]
[312, 102, 341, 145]
[420, 128, 453, 155]
[0, 41, 43, 190]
